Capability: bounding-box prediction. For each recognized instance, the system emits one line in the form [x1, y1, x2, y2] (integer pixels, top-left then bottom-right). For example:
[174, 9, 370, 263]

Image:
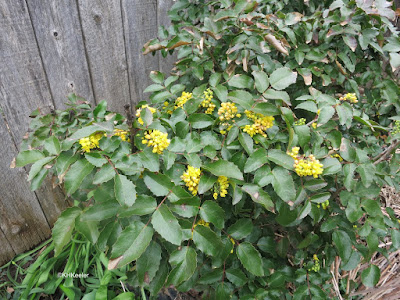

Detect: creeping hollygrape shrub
[15, 0, 400, 299]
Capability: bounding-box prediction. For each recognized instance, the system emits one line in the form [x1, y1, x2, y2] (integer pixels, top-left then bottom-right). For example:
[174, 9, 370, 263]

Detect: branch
[373, 139, 400, 165]
[124, 104, 138, 153]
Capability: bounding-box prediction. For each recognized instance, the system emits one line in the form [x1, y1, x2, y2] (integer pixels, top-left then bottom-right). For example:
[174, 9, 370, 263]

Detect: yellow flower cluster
[287, 146, 300, 159]
[294, 118, 306, 126]
[141, 130, 170, 154]
[194, 219, 209, 228]
[201, 88, 216, 114]
[218, 102, 240, 121]
[312, 122, 317, 129]
[219, 125, 233, 135]
[308, 254, 320, 272]
[294, 154, 324, 178]
[174, 91, 193, 109]
[113, 129, 130, 142]
[330, 153, 343, 161]
[136, 105, 157, 125]
[339, 93, 358, 103]
[181, 166, 201, 195]
[242, 110, 274, 138]
[79, 132, 104, 152]
[213, 176, 229, 199]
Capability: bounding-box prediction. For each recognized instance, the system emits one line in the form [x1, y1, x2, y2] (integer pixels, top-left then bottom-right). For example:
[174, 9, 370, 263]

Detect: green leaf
[109, 221, 154, 269]
[114, 174, 136, 206]
[143, 171, 174, 196]
[28, 156, 55, 181]
[332, 230, 352, 261]
[64, 160, 95, 195]
[268, 149, 294, 170]
[80, 202, 120, 222]
[203, 160, 244, 180]
[16, 150, 45, 167]
[55, 150, 78, 175]
[149, 71, 164, 84]
[119, 195, 157, 217]
[304, 179, 327, 191]
[244, 148, 268, 173]
[193, 225, 223, 256]
[143, 84, 165, 93]
[238, 131, 253, 155]
[167, 247, 197, 286]
[198, 173, 217, 194]
[44, 136, 61, 155]
[93, 164, 115, 184]
[357, 163, 376, 188]
[310, 192, 331, 204]
[236, 242, 264, 276]
[228, 90, 254, 110]
[52, 207, 81, 256]
[226, 268, 247, 287]
[85, 153, 107, 167]
[252, 102, 280, 116]
[68, 122, 113, 140]
[295, 101, 318, 113]
[136, 241, 162, 285]
[269, 67, 297, 90]
[149, 261, 168, 295]
[228, 74, 254, 89]
[75, 217, 100, 244]
[188, 114, 214, 129]
[227, 219, 253, 240]
[336, 102, 353, 126]
[242, 184, 274, 212]
[346, 197, 363, 223]
[294, 125, 310, 148]
[263, 89, 290, 105]
[317, 106, 335, 125]
[199, 200, 225, 229]
[209, 73, 222, 87]
[361, 265, 380, 287]
[252, 70, 269, 93]
[138, 148, 159, 172]
[272, 167, 296, 202]
[151, 204, 182, 245]
[391, 229, 400, 249]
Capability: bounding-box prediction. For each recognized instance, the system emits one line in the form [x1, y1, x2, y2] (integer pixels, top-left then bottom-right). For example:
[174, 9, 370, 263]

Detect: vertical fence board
[26, 0, 95, 109]
[0, 0, 55, 146]
[0, 228, 15, 266]
[78, 0, 130, 113]
[122, 0, 159, 105]
[0, 116, 51, 257]
[157, 0, 176, 75]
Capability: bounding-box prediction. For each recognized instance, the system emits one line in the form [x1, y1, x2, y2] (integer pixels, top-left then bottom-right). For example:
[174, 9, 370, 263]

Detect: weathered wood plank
[26, 0, 95, 109]
[77, 0, 130, 113]
[122, 0, 159, 105]
[0, 0, 55, 146]
[0, 116, 51, 256]
[0, 228, 15, 266]
[157, 0, 176, 75]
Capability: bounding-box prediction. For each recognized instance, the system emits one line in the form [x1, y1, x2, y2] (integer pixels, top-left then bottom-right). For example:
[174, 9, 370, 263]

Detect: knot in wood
[93, 14, 102, 24]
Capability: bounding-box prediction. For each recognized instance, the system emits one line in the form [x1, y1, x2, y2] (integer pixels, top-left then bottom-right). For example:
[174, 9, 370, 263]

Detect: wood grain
[0, 228, 15, 266]
[157, 0, 176, 75]
[78, 0, 131, 113]
[26, 0, 95, 109]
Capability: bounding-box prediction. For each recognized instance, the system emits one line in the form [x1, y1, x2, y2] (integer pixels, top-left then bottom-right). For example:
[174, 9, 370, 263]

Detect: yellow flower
[218, 102, 238, 121]
[330, 153, 343, 161]
[141, 129, 170, 154]
[287, 147, 300, 159]
[175, 91, 193, 109]
[339, 93, 358, 103]
[294, 118, 306, 126]
[136, 105, 157, 125]
[242, 110, 274, 138]
[312, 122, 317, 129]
[321, 200, 329, 210]
[113, 129, 130, 142]
[230, 237, 235, 254]
[213, 176, 229, 199]
[79, 132, 104, 152]
[181, 166, 201, 195]
[294, 154, 324, 178]
[317, 109, 321, 115]
[201, 88, 216, 114]
[309, 254, 321, 272]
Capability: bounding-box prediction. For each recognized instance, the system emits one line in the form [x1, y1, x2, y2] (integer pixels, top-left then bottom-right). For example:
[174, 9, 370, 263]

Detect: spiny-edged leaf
[391, 229, 400, 249]
[114, 174, 136, 206]
[295, 101, 318, 113]
[75, 217, 100, 244]
[109, 221, 153, 269]
[84, 153, 107, 167]
[252, 70, 269, 93]
[357, 163, 376, 188]
[252, 102, 280, 116]
[361, 265, 380, 287]
[80, 202, 120, 222]
[93, 164, 116, 184]
[151, 204, 182, 245]
[269, 67, 297, 90]
[118, 195, 157, 217]
[332, 230, 352, 261]
[28, 156, 55, 181]
[242, 184, 274, 212]
[310, 192, 331, 204]
[52, 207, 81, 256]
[272, 167, 295, 202]
[203, 160, 243, 180]
[44, 136, 61, 155]
[138, 147, 159, 172]
[136, 241, 162, 285]
[317, 106, 335, 125]
[294, 125, 310, 148]
[64, 160, 95, 195]
[198, 173, 217, 194]
[238, 131, 254, 154]
[226, 268, 248, 287]
[276, 203, 298, 226]
[68, 122, 113, 140]
[304, 179, 327, 191]
[193, 225, 223, 256]
[199, 200, 225, 229]
[149, 260, 169, 296]
[227, 90, 254, 110]
[228, 74, 254, 89]
[263, 89, 291, 104]
[55, 150, 78, 175]
[167, 247, 197, 286]
[227, 219, 253, 240]
[143, 171, 174, 196]
[267, 149, 294, 170]
[188, 113, 214, 129]
[236, 242, 264, 276]
[16, 150, 45, 167]
[244, 148, 268, 173]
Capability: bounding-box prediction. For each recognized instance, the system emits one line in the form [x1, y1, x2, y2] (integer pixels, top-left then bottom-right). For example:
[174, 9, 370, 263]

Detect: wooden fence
[0, 0, 175, 265]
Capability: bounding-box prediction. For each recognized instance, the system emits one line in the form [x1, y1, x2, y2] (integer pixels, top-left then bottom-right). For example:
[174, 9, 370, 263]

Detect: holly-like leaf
[244, 148, 268, 173]
[114, 174, 136, 206]
[143, 171, 174, 196]
[267, 149, 294, 170]
[361, 265, 380, 287]
[151, 204, 182, 245]
[167, 247, 197, 286]
[52, 207, 82, 256]
[136, 241, 162, 285]
[64, 160, 95, 195]
[16, 150, 45, 167]
[272, 167, 296, 202]
[332, 230, 352, 261]
[269, 67, 297, 90]
[203, 160, 244, 180]
[227, 219, 253, 240]
[193, 225, 223, 256]
[236, 242, 264, 276]
[199, 200, 225, 229]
